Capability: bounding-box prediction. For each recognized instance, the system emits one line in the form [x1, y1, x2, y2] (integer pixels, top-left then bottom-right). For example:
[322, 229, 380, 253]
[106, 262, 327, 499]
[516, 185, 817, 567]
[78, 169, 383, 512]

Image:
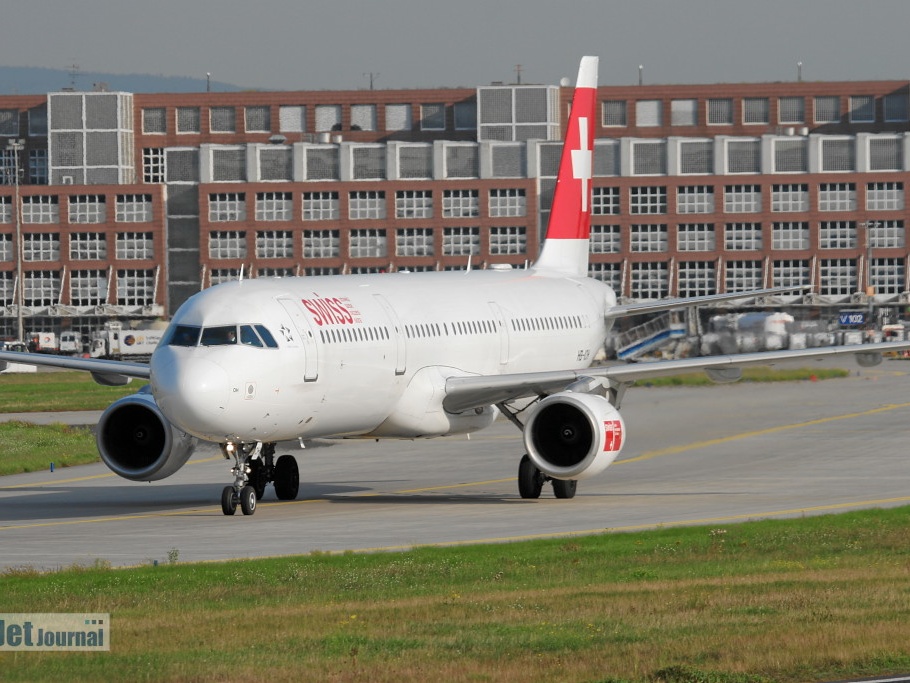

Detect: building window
[348, 191, 386, 220]
[725, 260, 763, 291]
[279, 105, 306, 133]
[0, 197, 9, 224]
[395, 190, 433, 219]
[70, 232, 106, 260]
[726, 139, 761, 174]
[25, 270, 60, 306]
[868, 220, 905, 248]
[489, 226, 526, 255]
[255, 230, 293, 259]
[679, 140, 713, 174]
[778, 97, 805, 124]
[351, 104, 377, 132]
[677, 224, 715, 252]
[386, 104, 412, 132]
[116, 194, 153, 222]
[771, 184, 809, 212]
[0, 232, 10, 259]
[489, 188, 526, 217]
[0, 109, 17, 136]
[707, 98, 733, 125]
[306, 150, 340, 187]
[177, 107, 201, 133]
[70, 269, 106, 306]
[117, 269, 155, 306]
[773, 259, 810, 289]
[869, 137, 903, 171]
[678, 261, 716, 297]
[592, 187, 620, 215]
[442, 189, 479, 218]
[635, 100, 662, 127]
[849, 95, 875, 123]
[29, 150, 48, 185]
[589, 225, 620, 254]
[602, 100, 627, 127]
[743, 98, 769, 124]
[442, 227, 480, 256]
[819, 259, 856, 297]
[631, 141, 667, 175]
[209, 230, 247, 259]
[210, 106, 236, 133]
[884, 92, 909, 122]
[349, 229, 387, 258]
[725, 223, 762, 251]
[255, 192, 292, 221]
[210, 269, 240, 286]
[820, 139, 855, 172]
[315, 105, 341, 132]
[773, 139, 807, 173]
[68, 195, 106, 223]
[22, 195, 59, 224]
[259, 267, 294, 278]
[588, 262, 622, 290]
[116, 232, 154, 260]
[818, 183, 856, 212]
[142, 108, 166, 134]
[670, 99, 697, 126]
[245, 106, 271, 133]
[305, 267, 341, 276]
[819, 221, 856, 249]
[631, 262, 668, 299]
[866, 182, 904, 211]
[209, 193, 246, 222]
[630, 224, 668, 252]
[395, 228, 434, 256]
[724, 185, 761, 213]
[302, 229, 339, 259]
[24, 233, 60, 261]
[814, 96, 840, 124]
[142, 148, 165, 184]
[772, 222, 810, 250]
[302, 191, 339, 221]
[677, 186, 714, 214]
[420, 103, 446, 131]
[871, 258, 904, 295]
[630, 186, 667, 215]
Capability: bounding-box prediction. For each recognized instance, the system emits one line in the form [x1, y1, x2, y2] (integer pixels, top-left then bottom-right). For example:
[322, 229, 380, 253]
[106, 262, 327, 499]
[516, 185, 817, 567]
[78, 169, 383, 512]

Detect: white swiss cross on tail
[532, 56, 598, 277]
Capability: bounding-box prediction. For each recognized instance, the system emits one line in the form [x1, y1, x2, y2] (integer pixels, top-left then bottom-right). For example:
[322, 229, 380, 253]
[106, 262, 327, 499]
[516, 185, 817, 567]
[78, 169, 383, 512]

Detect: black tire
[247, 459, 268, 500]
[552, 478, 578, 499]
[239, 485, 257, 515]
[274, 455, 299, 501]
[221, 486, 237, 516]
[517, 454, 544, 499]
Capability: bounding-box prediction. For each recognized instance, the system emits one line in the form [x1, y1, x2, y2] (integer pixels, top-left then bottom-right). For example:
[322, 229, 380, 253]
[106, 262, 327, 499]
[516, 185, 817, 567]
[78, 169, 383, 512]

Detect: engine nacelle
[523, 392, 625, 480]
[97, 388, 197, 482]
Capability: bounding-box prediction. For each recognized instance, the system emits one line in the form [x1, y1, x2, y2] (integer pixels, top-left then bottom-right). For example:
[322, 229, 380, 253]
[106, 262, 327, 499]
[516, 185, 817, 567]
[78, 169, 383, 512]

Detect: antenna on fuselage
[239, 264, 245, 282]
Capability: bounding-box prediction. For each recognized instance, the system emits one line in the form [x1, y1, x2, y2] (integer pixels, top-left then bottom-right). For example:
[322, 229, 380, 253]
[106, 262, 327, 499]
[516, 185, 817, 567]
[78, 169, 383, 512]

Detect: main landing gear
[517, 454, 577, 500]
[220, 442, 300, 516]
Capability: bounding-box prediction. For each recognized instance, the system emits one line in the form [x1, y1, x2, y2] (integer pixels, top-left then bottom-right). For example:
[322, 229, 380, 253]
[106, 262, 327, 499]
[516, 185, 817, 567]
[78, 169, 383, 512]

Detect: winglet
[533, 56, 598, 276]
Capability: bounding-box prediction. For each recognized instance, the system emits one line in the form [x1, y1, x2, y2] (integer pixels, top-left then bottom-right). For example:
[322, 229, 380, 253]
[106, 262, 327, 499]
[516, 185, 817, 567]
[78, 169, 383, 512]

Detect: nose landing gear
[219, 441, 300, 516]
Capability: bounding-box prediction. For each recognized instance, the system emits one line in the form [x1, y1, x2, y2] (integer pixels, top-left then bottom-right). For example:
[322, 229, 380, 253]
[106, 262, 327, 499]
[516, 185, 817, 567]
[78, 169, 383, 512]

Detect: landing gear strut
[220, 442, 300, 516]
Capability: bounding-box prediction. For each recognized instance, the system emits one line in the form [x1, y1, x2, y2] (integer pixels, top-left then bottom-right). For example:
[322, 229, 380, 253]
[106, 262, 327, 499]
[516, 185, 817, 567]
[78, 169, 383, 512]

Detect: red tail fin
[533, 56, 598, 276]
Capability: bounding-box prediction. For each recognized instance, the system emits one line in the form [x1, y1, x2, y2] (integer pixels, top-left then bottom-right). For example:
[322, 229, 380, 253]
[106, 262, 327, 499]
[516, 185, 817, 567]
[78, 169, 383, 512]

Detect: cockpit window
[201, 325, 237, 346]
[168, 325, 202, 347]
[239, 325, 263, 348]
[254, 324, 279, 348]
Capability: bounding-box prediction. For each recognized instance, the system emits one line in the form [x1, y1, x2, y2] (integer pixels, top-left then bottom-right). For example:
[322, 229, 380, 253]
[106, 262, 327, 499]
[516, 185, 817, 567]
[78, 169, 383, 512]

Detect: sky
[2, 0, 910, 91]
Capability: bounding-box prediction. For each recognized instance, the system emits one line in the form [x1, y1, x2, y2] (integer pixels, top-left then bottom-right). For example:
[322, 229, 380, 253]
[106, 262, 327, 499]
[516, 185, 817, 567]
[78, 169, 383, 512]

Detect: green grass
[0, 371, 146, 412]
[2, 507, 910, 682]
[639, 366, 849, 387]
[0, 421, 99, 475]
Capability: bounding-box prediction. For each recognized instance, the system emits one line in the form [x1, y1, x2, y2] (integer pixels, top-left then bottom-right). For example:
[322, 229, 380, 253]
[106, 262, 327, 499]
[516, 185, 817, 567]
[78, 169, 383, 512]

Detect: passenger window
[255, 325, 279, 348]
[168, 325, 201, 347]
[240, 325, 264, 347]
[201, 325, 237, 346]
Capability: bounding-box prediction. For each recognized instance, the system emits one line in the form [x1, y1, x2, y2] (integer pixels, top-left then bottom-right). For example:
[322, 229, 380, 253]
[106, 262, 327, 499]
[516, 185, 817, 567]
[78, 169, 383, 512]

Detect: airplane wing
[442, 341, 910, 414]
[604, 286, 806, 320]
[0, 350, 149, 387]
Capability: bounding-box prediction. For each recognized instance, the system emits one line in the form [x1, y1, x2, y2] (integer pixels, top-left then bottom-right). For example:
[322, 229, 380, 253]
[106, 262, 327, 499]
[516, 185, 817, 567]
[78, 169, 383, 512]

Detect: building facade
[0, 76, 908, 340]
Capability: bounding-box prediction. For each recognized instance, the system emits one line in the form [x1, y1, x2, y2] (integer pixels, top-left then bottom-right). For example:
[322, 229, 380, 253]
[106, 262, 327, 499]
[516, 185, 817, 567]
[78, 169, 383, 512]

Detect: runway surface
[2, 359, 910, 570]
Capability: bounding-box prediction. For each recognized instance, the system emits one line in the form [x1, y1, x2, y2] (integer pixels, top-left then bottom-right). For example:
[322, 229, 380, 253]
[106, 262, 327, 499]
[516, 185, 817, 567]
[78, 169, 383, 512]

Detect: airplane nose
[151, 350, 230, 435]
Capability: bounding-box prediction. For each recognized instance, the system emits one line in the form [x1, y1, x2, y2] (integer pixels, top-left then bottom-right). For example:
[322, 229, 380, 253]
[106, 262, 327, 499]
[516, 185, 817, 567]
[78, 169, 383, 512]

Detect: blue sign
[838, 311, 866, 326]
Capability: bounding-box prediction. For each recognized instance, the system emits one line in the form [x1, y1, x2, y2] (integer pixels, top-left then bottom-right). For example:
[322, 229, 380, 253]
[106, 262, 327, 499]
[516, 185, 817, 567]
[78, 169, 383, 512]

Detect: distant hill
[0, 67, 244, 95]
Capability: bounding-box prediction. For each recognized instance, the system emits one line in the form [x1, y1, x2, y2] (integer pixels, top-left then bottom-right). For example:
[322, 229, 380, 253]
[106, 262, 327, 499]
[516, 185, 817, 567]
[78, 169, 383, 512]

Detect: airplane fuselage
[150, 268, 616, 444]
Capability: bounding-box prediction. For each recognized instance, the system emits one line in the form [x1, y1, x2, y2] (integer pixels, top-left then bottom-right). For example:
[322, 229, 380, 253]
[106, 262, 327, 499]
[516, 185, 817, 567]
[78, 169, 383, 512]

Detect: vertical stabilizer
[532, 56, 598, 276]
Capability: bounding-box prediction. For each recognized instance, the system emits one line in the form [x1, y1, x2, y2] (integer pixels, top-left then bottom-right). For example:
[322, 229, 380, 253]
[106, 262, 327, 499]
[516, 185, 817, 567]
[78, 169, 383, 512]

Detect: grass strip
[0, 421, 99, 475]
[0, 371, 146, 413]
[1, 506, 909, 682]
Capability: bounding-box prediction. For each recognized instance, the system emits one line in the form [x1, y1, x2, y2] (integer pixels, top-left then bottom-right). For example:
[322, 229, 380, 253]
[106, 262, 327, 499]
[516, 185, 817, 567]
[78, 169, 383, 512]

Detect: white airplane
[2, 56, 908, 516]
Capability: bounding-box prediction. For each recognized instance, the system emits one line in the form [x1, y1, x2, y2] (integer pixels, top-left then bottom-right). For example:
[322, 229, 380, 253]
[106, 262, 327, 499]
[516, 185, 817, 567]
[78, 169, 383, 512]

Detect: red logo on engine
[603, 419, 623, 452]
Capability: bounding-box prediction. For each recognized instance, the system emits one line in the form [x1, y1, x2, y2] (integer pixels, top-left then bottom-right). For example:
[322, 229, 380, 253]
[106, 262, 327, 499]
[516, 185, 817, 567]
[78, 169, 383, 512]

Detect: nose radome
[151, 351, 230, 435]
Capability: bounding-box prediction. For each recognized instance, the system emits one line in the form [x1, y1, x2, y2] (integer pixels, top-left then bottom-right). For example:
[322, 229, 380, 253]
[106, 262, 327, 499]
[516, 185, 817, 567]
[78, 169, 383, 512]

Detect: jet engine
[96, 387, 197, 482]
[523, 392, 625, 480]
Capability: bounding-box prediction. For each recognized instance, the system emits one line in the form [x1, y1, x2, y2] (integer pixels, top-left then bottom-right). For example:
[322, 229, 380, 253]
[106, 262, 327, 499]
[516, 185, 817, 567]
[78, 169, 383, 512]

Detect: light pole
[6, 139, 24, 342]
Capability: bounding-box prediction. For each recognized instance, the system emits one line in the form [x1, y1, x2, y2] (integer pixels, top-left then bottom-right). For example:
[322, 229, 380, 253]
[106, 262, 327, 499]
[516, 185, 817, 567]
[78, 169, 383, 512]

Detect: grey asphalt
[1, 358, 909, 570]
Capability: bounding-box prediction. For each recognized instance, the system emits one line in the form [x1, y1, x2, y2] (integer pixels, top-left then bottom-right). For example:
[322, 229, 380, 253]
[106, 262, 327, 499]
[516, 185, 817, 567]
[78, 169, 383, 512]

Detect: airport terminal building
[1, 74, 909, 339]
